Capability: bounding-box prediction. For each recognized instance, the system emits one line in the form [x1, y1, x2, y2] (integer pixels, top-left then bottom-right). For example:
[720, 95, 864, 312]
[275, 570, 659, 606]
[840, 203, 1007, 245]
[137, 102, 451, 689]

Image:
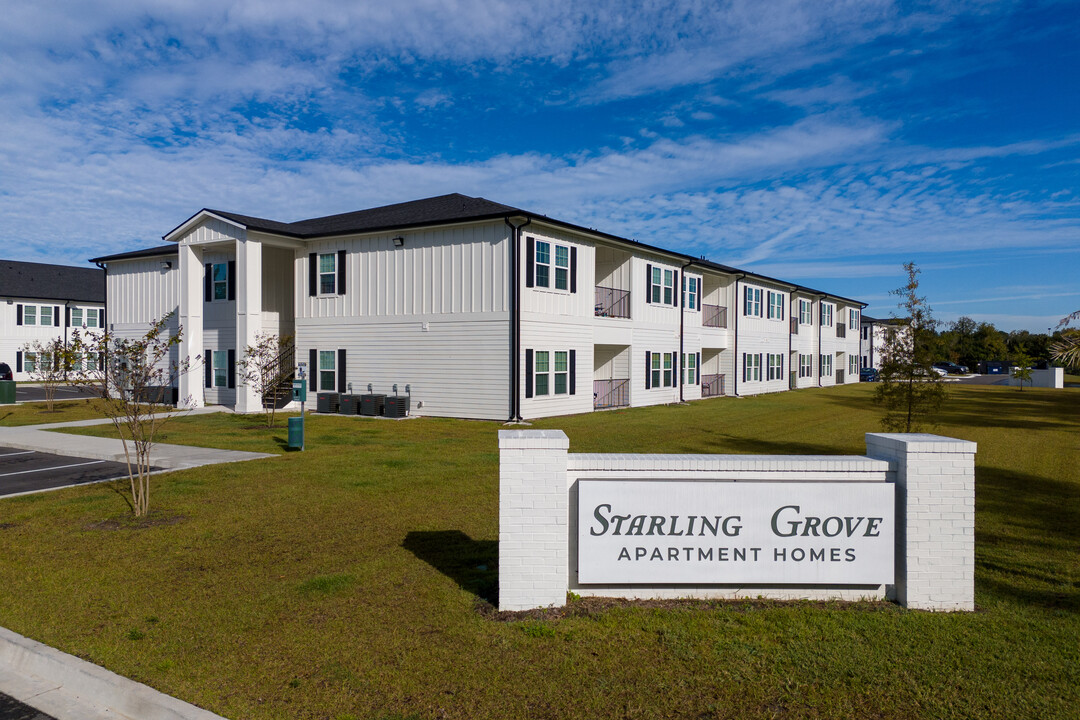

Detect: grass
[1, 383, 1077, 719]
[0, 399, 110, 426]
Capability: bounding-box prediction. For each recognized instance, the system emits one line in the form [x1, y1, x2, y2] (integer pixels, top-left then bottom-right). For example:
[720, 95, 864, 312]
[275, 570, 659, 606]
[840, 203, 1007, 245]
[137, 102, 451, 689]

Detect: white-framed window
[533, 350, 569, 396]
[24, 351, 37, 373]
[318, 254, 337, 295]
[743, 353, 762, 382]
[821, 303, 834, 327]
[650, 352, 661, 388]
[799, 299, 812, 325]
[554, 246, 570, 291]
[744, 287, 762, 317]
[682, 352, 697, 384]
[534, 351, 550, 395]
[41, 306, 53, 326]
[535, 241, 550, 288]
[849, 308, 859, 330]
[662, 270, 673, 305]
[86, 308, 100, 328]
[663, 352, 673, 387]
[849, 355, 859, 376]
[212, 351, 228, 388]
[799, 354, 813, 378]
[553, 351, 569, 394]
[683, 277, 699, 310]
[767, 353, 784, 381]
[24, 306, 37, 326]
[767, 291, 785, 320]
[71, 308, 83, 327]
[212, 263, 229, 300]
[319, 350, 336, 391]
[650, 266, 662, 303]
[820, 354, 833, 377]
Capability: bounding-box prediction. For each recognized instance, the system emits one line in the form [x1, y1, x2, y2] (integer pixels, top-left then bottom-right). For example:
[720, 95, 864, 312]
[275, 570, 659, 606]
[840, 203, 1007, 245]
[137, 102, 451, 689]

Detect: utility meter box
[292, 379, 307, 402]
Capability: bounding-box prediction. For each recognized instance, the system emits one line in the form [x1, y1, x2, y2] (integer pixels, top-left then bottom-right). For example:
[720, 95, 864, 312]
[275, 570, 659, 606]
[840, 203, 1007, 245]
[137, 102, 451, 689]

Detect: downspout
[817, 295, 824, 387]
[504, 216, 531, 422]
[787, 294, 793, 389]
[678, 259, 693, 403]
[63, 300, 70, 381]
[732, 273, 745, 397]
[95, 261, 108, 398]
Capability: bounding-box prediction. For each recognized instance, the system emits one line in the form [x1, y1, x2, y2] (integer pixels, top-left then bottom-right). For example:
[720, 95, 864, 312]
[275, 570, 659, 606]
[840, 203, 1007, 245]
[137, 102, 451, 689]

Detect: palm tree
[1051, 310, 1080, 369]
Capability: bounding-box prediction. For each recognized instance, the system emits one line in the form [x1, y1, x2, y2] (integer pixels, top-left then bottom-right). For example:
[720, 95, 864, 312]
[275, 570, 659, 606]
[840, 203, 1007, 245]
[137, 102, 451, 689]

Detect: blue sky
[1, 0, 1077, 331]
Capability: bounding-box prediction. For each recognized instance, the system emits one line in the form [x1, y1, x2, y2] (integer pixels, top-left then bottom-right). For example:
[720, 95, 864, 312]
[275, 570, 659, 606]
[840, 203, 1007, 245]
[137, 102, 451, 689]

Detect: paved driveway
[0, 446, 141, 498]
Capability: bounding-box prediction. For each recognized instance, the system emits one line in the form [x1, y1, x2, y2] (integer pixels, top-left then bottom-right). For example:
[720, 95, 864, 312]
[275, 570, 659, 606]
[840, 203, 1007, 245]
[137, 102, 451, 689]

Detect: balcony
[837, 369, 845, 383]
[701, 373, 725, 398]
[703, 304, 728, 328]
[595, 286, 630, 319]
[836, 324, 847, 338]
[790, 317, 799, 335]
[593, 378, 629, 409]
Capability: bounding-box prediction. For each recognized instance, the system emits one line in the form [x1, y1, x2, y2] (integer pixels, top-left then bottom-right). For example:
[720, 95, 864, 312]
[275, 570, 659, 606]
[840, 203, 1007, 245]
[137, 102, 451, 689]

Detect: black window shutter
[570, 247, 577, 294]
[337, 349, 346, 393]
[204, 263, 212, 302]
[16, 351, 22, 372]
[525, 237, 535, 288]
[673, 272, 679, 307]
[16, 304, 22, 325]
[227, 261, 236, 301]
[337, 250, 346, 295]
[525, 349, 533, 398]
[696, 353, 701, 384]
[569, 349, 576, 395]
[54, 306, 60, 326]
[645, 264, 652, 303]
[227, 349, 236, 389]
[309, 253, 317, 297]
[674, 349, 678, 386]
[99, 354, 105, 371]
[65, 307, 71, 327]
[742, 353, 747, 382]
[645, 351, 651, 389]
[100, 308, 105, 328]
[309, 348, 317, 388]
[205, 349, 212, 388]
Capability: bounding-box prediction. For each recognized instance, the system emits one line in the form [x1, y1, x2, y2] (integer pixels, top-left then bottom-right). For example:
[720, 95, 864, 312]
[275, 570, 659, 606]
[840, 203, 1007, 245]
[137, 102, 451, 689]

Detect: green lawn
[0, 399, 107, 426]
[2, 384, 1077, 719]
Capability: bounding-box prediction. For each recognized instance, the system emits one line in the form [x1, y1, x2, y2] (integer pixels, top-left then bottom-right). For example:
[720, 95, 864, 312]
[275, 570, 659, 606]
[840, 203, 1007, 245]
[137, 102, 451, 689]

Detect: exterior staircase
[261, 339, 296, 410]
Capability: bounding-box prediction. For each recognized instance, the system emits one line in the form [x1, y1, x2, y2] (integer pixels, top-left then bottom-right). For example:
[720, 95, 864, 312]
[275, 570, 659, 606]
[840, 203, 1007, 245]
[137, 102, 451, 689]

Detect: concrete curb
[0, 626, 227, 720]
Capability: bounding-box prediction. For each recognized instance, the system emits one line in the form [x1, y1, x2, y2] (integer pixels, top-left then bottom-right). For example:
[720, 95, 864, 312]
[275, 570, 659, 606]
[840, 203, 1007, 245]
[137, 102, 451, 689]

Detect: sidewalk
[0, 407, 274, 470]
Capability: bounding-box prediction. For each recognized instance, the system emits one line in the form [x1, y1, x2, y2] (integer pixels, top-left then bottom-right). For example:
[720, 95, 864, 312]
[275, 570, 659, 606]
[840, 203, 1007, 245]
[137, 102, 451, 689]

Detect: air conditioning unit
[316, 392, 340, 413]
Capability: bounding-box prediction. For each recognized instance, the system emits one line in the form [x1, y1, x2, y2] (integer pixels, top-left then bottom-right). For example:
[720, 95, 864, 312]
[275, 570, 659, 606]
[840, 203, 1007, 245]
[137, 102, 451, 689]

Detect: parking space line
[0, 460, 106, 478]
[0, 451, 37, 458]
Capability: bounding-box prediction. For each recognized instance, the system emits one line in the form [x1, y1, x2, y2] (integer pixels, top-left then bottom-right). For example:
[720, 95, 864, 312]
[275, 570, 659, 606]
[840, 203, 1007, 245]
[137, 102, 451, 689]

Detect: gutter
[678, 259, 693, 403]
[95, 261, 108, 398]
[504, 216, 531, 422]
[732, 273, 745, 397]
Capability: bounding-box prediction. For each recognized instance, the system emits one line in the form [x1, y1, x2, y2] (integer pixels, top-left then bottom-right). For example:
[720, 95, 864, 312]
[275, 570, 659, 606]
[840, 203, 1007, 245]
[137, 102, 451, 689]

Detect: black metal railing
[836, 323, 846, 338]
[595, 286, 631, 318]
[703, 304, 728, 328]
[593, 378, 630, 409]
[701, 373, 725, 398]
[261, 338, 296, 409]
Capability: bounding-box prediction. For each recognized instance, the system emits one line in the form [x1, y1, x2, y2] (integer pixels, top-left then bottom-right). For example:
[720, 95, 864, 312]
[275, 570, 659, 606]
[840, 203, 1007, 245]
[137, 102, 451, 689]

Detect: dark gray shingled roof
[0, 259, 104, 303]
[89, 243, 178, 263]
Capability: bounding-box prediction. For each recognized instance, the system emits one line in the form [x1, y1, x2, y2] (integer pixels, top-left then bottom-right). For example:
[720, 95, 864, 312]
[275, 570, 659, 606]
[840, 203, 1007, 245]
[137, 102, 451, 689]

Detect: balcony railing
[836, 323, 847, 338]
[703, 304, 728, 328]
[701, 373, 725, 398]
[837, 370, 845, 384]
[593, 378, 630, 409]
[595, 286, 631, 319]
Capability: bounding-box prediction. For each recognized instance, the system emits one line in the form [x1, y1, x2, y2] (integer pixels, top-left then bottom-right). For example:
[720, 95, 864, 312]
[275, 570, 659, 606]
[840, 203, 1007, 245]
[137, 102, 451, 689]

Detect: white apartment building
[0, 259, 106, 381]
[90, 194, 864, 420]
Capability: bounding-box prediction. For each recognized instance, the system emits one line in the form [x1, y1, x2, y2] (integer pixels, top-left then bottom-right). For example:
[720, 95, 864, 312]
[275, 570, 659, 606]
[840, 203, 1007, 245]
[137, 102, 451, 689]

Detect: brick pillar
[866, 433, 976, 611]
[498, 429, 570, 611]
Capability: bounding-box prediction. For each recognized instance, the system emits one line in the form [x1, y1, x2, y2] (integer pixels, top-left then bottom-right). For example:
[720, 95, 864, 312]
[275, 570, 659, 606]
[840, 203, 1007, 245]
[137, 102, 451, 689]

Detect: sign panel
[578, 481, 894, 585]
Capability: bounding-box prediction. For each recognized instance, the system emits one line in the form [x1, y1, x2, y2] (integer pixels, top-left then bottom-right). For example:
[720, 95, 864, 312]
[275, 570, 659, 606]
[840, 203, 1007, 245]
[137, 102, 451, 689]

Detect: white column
[498, 429, 570, 611]
[234, 237, 263, 413]
[866, 433, 976, 611]
[178, 244, 204, 408]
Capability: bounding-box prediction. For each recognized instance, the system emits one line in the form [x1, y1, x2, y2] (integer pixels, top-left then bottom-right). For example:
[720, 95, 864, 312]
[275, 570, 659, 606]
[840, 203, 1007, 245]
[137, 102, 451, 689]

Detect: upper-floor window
[554, 246, 570, 290]
[71, 308, 100, 328]
[799, 299, 812, 325]
[821, 303, 834, 327]
[533, 241, 572, 291]
[767, 291, 785, 320]
[683, 277, 699, 310]
[744, 287, 762, 317]
[24, 305, 38, 325]
[319, 254, 337, 295]
[212, 263, 229, 300]
[849, 309, 859, 330]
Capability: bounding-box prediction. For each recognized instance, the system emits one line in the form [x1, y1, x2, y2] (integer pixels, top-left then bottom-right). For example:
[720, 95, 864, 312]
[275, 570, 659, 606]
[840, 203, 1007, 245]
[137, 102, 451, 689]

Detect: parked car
[859, 368, 879, 382]
[0, 362, 12, 381]
[932, 362, 966, 375]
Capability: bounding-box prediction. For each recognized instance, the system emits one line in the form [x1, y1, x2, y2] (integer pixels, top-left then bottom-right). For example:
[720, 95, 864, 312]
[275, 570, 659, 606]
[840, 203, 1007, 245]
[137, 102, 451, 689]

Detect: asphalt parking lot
[14, 385, 100, 403]
[0, 446, 141, 498]
[0, 691, 56, 720]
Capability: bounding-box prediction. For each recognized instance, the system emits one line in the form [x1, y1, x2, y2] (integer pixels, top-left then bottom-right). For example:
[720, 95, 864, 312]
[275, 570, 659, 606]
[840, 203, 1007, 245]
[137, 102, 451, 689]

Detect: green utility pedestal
[288, 416, 304, 450]
[0, 381, 15, 405]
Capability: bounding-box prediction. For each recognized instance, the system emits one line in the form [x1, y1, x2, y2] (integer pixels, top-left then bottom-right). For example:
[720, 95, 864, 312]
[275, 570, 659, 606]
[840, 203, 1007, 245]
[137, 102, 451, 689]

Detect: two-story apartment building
[90, 194, 863, 420]
[0, 259, 106, 381]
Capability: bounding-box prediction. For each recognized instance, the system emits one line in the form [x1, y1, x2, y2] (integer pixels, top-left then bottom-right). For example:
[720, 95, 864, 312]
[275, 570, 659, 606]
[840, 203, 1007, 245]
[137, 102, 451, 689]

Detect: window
[662, 352, 673, 387]
[534, 351, 550, 395]
[743, 353, 761, 382]
[767, 353, 784, 381]
[553, 351, 569, 394]
[554, 246, 569, 290]
[820, 354, 833, 377]
[683, 352, 697, 384]
[25, 352, 37, 373]
[767, 291, 785, 320]
[663, 270, 674, 305]
[862, 326, 869, 340]
[319, 350, 336, 391]
[799, 354, 813, 378]
[40, 306, 53, 326]
[821, 303, 834, 327]
[799, 299, 812, 325]
[318, 254, 337, 295]
[849, 309, 859, 330]
[212, 263, 228, 300]
[212, 351, 228, 388]
[849, 355, 859, 376]
[651, 267, 662, 303]
[71, 308, 83, 327]
[684, 277, 699, 310]
[744, 287, 762, 317]
[24, 306, 37, 326]
[86, 308, 100, 328]
[651, 352, 661, 388]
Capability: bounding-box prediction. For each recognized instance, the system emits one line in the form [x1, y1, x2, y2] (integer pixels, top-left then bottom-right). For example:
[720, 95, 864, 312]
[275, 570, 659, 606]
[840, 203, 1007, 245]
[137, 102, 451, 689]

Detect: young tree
[19, 337, 77, 412]
[1010, 349, 1034, 391]
[874, 263, 947, 432]
[70, 313, 194, 518]
[236, 332, 294, 428]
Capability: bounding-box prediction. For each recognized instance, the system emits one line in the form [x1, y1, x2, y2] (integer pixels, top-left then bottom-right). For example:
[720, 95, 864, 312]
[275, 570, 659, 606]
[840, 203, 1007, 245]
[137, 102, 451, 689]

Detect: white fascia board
[163, 210, 248, 243]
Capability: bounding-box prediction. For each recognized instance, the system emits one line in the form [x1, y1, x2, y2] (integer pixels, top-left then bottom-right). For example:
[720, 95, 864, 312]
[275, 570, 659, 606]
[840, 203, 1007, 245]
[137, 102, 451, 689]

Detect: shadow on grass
[402, 530, 498, 606]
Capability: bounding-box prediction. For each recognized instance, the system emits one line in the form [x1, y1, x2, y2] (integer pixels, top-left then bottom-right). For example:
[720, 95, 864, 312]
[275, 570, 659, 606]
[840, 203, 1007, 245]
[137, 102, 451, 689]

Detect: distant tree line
[932, 317, 1077, 370]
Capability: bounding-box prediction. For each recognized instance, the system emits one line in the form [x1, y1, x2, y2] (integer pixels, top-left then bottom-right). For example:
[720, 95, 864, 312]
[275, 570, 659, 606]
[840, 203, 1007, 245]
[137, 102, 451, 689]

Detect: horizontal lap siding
[521, 319, 594, 419]
[299, 317, 509, 420]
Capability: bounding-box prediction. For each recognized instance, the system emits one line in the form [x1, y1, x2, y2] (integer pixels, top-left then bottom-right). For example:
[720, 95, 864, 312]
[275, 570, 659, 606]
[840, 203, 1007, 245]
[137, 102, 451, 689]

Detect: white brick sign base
[498, 431, 975, 612]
